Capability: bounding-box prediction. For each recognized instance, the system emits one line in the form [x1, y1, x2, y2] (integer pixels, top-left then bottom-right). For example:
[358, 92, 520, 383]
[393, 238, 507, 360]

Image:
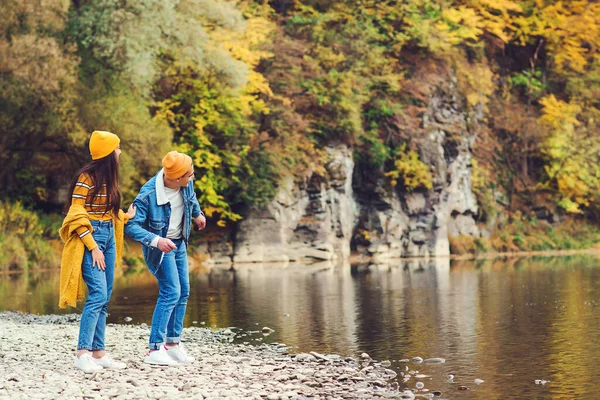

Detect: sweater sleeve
[72, 174, 98, 251]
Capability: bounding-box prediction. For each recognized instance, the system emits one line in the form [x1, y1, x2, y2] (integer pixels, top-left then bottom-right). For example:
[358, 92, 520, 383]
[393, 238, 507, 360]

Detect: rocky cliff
[231, 144, 359, 263]
[352, 78, 482, 261]
[201, 77, 483, 264]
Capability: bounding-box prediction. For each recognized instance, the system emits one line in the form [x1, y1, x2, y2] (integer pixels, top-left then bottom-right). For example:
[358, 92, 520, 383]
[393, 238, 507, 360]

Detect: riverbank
[0, 312, 410, 399]
[4, 199, 600, 273]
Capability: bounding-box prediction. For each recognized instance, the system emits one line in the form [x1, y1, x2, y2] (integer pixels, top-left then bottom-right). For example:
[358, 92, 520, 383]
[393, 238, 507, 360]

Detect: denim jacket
[124, 169, 203, 269]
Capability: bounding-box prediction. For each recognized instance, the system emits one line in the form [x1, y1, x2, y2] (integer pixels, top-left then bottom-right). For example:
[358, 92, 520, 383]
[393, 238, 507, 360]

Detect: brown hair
[65, 152, 121, 217]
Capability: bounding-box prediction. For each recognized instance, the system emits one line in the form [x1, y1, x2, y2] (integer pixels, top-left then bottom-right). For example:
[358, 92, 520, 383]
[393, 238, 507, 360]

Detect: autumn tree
[0, 0, 84, 205]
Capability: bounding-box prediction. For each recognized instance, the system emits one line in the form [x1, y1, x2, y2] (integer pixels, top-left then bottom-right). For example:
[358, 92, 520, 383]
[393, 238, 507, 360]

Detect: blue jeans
[77, 220, 116, 351]
[148, 239, 190, 350]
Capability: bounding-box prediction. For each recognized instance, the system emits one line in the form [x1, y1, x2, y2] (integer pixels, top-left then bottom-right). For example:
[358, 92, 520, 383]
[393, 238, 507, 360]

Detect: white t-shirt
[164, 186, 184, 239]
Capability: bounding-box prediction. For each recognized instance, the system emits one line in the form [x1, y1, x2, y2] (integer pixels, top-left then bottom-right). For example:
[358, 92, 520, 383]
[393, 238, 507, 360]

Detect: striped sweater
[71, 173, 124, 250]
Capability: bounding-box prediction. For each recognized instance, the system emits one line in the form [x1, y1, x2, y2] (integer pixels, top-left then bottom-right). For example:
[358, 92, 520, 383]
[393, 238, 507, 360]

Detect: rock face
[353, 78, 481, 260]
[232, 145, 359, 263]
[228, 78, 480, 263]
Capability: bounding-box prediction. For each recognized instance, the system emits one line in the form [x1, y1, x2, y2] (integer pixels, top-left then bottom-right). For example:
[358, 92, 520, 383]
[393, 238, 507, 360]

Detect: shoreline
[2, 247, 599, 276]
[0, 312, 410, 400]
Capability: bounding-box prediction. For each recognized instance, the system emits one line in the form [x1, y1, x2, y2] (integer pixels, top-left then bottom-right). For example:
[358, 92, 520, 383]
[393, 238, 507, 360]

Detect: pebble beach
[0, 312, 412, 400]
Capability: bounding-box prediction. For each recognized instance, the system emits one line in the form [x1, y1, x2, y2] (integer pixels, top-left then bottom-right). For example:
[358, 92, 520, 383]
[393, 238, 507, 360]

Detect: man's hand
[157, 238, 177, 253]
[194, 214, 206, 231]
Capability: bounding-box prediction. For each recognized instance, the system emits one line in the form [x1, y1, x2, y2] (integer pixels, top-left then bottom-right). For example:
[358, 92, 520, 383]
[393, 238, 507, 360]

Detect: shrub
[449, 235, 477, 254]
[0, 201, 60, 271]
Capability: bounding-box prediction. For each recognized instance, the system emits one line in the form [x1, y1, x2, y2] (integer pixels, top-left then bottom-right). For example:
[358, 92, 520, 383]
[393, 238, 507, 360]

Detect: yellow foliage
[417, 0, 522, 51]
[0, 0, 71, 35]
[456, 56, 495, 106]
[209, 9, 275, 104]
[398, 0, 599, 79]
[538, 94, 594, 213]
[449, 234, 477, 254]
[468, 0, 522, 42]
[539, 95, 581, 132]
[439, 6, 484, 45]
[313, 45, 347, 69]
[516, 1, 600, 74]
[385, 144, 433, 192]
[471, 158, 489, 195]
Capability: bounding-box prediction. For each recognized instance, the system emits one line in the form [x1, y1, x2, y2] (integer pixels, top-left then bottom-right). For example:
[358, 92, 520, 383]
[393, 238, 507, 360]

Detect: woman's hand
[126, 204, 137, 219]
[91, 247, 106, 270]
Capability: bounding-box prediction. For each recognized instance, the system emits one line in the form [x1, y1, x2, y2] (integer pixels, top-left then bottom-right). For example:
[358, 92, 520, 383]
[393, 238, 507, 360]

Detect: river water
[2, 255, 600, 398]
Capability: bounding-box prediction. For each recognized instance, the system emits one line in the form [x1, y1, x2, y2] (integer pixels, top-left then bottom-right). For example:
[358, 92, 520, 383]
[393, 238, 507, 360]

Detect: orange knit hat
[89, 130, 120, 160]
[162, 151, 193, 179]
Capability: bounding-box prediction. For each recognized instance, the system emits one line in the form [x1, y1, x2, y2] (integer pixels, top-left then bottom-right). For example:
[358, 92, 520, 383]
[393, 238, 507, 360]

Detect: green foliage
[0, 201, 60, 271]
[359, 129, 391, 169]
[77, 83, 173, 202]
[284, 2, 399, 147]
[152, 3, 278, 224]
[0, 0, 84, 205]
[451, 216, 600, 254]
[489, 214, 600, 252]
[2, 0, 600, 248]
[509, 68, 547, 101]
[68, 0, 245, 95]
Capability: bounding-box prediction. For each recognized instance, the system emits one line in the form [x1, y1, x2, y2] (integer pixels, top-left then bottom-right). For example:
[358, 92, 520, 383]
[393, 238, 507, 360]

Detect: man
[125, 151, 206, 365]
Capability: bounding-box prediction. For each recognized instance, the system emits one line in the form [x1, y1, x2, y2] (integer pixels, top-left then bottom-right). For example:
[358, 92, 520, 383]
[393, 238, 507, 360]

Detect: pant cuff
[149, 342, 164, 351]
[166, 336, 181, 344]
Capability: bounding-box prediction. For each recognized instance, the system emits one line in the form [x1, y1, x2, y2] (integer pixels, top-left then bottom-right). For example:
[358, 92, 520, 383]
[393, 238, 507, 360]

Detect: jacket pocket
[149, 219, 166, 234]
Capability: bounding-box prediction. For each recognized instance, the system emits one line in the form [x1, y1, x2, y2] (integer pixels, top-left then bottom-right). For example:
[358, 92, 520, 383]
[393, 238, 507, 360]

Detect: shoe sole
[143, 360, 181, 366]
[75, 363, 104, 373]
[172, 359, 195, 364]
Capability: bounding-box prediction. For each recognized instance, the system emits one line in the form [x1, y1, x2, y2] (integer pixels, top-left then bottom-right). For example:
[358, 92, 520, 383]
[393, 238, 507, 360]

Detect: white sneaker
[93, 355, 126, 369]
[166, 343, 195, 363]
[75, 353, 104, 373]
[144, 346, 179, 366]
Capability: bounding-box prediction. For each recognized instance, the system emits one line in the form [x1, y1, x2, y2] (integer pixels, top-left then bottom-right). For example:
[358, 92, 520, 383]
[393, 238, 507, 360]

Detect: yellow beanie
[89, 130, 120, 160]
[162, 151, 193, 179]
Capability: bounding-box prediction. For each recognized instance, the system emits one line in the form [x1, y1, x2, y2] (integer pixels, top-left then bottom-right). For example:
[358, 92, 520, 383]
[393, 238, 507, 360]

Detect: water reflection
[2, 255, 600, 397]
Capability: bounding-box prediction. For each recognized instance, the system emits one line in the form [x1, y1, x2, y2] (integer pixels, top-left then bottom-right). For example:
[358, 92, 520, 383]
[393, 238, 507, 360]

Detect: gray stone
[233, 146, 359, 263]
[0, 312, 402, 400]
[295, 353, 317, 363]
[309, 352, 330, 362]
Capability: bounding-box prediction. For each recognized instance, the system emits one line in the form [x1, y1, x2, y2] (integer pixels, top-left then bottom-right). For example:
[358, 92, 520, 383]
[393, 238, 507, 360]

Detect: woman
[59, 130, 136, 373]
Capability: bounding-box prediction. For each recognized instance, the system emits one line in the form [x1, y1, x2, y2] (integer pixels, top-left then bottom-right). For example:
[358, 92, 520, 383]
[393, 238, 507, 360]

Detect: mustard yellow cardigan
[59, 205, 125, 309]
